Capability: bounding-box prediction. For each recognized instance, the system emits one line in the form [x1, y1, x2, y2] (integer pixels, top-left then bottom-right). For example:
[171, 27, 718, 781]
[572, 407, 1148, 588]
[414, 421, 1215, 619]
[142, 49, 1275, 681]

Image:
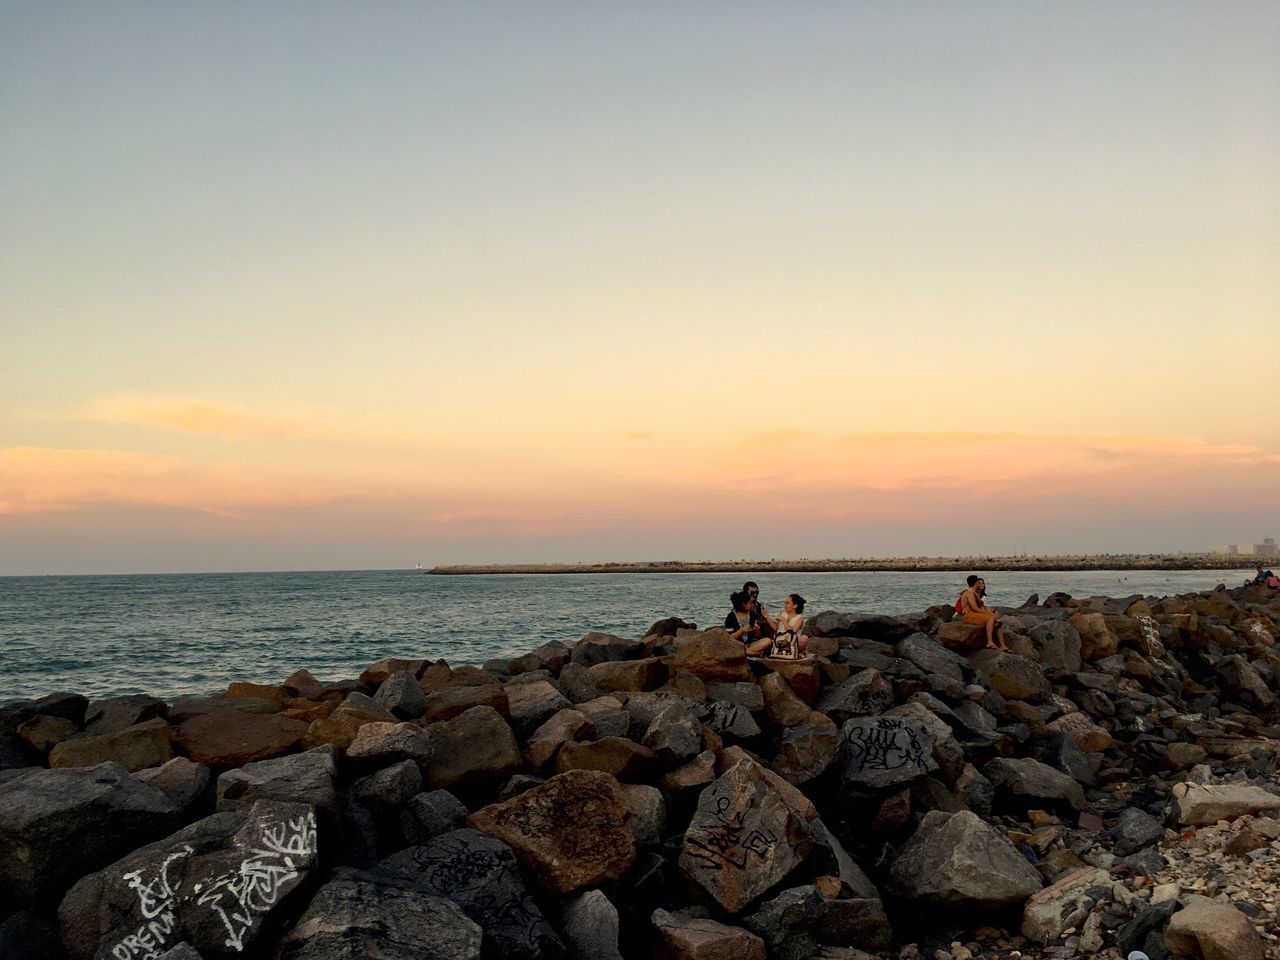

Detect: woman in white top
[761, 593, 809, 657]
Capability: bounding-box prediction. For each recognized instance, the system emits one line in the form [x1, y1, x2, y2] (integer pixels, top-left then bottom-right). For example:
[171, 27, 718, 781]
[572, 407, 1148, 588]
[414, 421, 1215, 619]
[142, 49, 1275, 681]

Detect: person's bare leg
[985, 617, 998, 649]
[746, 637, 772, 657]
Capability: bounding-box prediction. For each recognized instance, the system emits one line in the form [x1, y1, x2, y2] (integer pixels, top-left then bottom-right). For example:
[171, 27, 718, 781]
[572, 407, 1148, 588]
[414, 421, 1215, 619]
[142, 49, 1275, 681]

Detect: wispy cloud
[80, 395, 415, 446]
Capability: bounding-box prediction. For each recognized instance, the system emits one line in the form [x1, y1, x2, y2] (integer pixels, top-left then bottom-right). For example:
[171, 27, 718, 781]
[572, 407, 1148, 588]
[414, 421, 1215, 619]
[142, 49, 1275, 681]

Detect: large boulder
[671, 630, 750, 683]
[1070, 612, 1120, 661]
[643, 704, 703, 766]
[572, 633, 644, 667]
[525, 708, 596, 770]
[809, 613, 916, 643]
[965, 649, 1051, 701]
[468, 769, 636, 895]
[651, 909, 766, 960]
[376, 828, 562, 960]
[587, 658, 668, 694]
[556, 737, 659, 782]
[135, 757, 213, 815]
[215, 749, 338, 823]
[1214, 655, 1276, 709]
[174, 710, 308, 767]
[562, 889, 622, 960]
[505, 681, 572, 736]
[1171, 782, 1280, 825]
[816, 670, 893, 725]
[278, 871, 483, 960]
[889, 810, 1043, 909]
[49, 717, 174, 772]
[1045, 712, 1114, 753]
[347, 721, 433, 767]
[984, 757, 1086, 812]
[1026, 622, 1083, 675]
[374, 670, 428, 720]
[1020, 867, 1110, 940]
[837, 715, 938, 796]
[1165, 896, 1266, 960]
[423, 684, 510, 724]
[678, 758, 815, 913]
[59, 800, 318, 960]
[424, 706, 522, 792]
[896, 633, 969, 682]
[84, 695, 169, 736]
[771, 717, 840, 785]
[0, 762, 178, 906]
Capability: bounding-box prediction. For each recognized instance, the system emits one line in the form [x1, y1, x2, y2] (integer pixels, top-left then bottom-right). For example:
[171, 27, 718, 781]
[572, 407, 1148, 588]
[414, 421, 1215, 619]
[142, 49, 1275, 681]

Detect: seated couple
[725, 581, 809, 658]
[955, 574, 1009, 651]
[1250, 565, 1279, 589]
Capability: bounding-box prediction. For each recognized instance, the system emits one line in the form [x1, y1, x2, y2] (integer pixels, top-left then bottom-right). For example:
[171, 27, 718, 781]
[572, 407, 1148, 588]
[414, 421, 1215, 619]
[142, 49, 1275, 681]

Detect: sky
[2, 2, 1278, 575]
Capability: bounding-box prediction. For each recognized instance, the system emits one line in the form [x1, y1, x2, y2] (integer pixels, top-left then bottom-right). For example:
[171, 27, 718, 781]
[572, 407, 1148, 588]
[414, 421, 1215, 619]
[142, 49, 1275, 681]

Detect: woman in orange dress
[959, 577, 1008, 651]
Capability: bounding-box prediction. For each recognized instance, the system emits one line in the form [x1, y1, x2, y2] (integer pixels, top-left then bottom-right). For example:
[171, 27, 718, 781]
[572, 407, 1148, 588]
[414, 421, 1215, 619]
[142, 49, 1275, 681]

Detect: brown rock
[525, 709, 596, 770]
[282, 668, 325, 699]
[17, 715, 78, 754]
[717, 746, 819, 823]
[423, 684, 510, 724]
[556, 737, 658, 782]
[1046, 712, 1114, 753]
[279, 699, 334, 723]
[424, 705, 521, 791]
[660, 750, 717, 792]
[346, 721, 432, 766]
[651, 909, 766, 960]
[658, 670, 708, 701]
[771, 717, 839, 786]
[755, 660, 820, 704]
[417, 661, 454, 692]
[505, 680, 571, 734]
[468, 769, 636, 895]
[175, 710, 308, 767]
[937, 622, 985, 652]
[1224, 829, 1269, 858]
[965, 649, 1051, 701]
[759, 673, 811, 728]
[672, 630, 750, 682]
[1165, 896, 1265, 960]
[300, 701, 391, 750]
[360, 657, 430, 686]
[49, 718, 173, 772]
[587, 658, 668, 694]
[226, 682, 290, 704]
[1069, 613, 1119, 661]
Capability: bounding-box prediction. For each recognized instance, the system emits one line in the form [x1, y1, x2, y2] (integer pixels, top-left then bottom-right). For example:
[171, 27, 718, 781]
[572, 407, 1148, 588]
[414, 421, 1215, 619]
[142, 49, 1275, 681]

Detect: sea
[0, 568, 1250, 704]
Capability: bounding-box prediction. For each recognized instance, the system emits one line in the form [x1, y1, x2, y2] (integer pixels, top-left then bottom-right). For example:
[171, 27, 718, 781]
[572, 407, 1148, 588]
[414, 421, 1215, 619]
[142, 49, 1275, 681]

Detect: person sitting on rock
[1250, 565, 1276, 587]
[725, 590, 772, 656]
[955, 574, 979, 614]
[760, 593, 810, 657]
[959, 576, 1009, 651]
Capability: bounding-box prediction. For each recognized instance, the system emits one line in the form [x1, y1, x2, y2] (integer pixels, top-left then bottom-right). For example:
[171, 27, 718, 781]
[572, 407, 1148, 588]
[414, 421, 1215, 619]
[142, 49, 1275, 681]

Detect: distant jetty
[429, 553, 1263, 575]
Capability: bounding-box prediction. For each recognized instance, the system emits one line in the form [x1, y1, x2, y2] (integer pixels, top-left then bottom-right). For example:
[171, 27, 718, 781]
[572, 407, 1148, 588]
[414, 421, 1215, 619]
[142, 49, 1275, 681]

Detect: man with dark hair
[742, 581, 774, 640]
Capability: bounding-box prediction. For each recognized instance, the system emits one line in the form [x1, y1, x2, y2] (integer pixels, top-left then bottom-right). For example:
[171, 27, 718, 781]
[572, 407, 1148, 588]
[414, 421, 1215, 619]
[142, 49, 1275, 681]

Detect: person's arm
[959, 589, 976, 613]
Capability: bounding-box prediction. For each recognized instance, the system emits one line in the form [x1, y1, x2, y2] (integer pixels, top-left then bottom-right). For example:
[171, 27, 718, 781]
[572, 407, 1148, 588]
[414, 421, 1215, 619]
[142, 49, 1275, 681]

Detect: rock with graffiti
[679, 757, 815, 913]
[837, 715, 938, 795]
[59, 800, 318, 959]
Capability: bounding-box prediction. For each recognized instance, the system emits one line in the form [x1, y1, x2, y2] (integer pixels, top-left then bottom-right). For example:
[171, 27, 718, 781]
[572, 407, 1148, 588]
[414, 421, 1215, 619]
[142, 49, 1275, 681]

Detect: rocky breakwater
[0, 583, 1277, 960]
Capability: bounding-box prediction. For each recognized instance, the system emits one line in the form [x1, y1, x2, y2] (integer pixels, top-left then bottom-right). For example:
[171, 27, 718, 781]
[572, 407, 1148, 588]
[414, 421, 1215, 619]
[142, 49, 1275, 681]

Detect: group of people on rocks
[1250, 564, 1278, 589]
[721, 570, 1008, 660]
[723, 581, 810, 658]
[722, 573, 1010, 660]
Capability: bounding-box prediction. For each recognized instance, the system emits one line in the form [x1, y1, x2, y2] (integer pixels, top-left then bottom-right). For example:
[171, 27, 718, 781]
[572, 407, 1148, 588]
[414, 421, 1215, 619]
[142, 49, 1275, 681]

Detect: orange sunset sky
[2, 4, 1278, 574]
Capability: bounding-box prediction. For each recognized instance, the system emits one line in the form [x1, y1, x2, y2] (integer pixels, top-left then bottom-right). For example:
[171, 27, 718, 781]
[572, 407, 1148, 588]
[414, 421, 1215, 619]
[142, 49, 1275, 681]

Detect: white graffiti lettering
[109, 845, 193, 960]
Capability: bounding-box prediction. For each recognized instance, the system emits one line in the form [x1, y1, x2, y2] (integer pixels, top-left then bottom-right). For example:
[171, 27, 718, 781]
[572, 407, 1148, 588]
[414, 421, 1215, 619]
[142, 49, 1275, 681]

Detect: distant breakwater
[430, 554, 1264, 575]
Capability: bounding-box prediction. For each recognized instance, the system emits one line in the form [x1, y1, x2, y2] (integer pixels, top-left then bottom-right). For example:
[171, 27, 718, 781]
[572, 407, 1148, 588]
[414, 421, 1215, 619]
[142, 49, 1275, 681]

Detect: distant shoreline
[429, 554, 1266, 575]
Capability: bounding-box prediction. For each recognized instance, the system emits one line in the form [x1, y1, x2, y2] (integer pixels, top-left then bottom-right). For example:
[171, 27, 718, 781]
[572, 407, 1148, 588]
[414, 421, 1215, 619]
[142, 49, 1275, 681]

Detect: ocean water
[0, 568, 1249, 704]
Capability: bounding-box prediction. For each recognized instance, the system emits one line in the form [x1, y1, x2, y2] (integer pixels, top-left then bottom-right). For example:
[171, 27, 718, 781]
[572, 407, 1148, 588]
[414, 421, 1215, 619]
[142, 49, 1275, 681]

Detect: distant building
[1208, 537, 1276, 557]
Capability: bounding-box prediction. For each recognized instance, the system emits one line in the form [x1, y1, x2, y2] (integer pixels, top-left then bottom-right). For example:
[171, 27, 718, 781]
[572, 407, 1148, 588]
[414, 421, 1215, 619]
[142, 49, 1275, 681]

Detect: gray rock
[702, 700, 762, 740]
[678, 759, 815, 913]
[967, 649, 1052, 701]
[896, 633, 969, 682]
[772, 722, 840, 785]
[742, 885, 825, 960]
[558, 663, 607, 704]
[135, 757, 212, 814]
[1047, 729, 1097, 787]
[354, 759, 423, 810]
[85, 695, 169, 736]
[577, 697, 629, 739]
[17, 714, 79, 753]
[809, 819, 880, 901]
[400, 789, 468, 845]
[1214, 656, 1275, 709]
[216, 748, 338, 821]
[376, 829, 562, 960]
[423, 706, 521, 792]
[506, 681, 573, 736]
[278, 871, 483, 960]
[642, 704, 703, 765]
[811, 613, 916, 644]
[59, 800, 318, 960]
[374, 670, 428, 720]
[1172, 782, 1280, 824]
[571, 633, 643, 667]
[1110, 808, 1164, 856]
[889, 810, 1043, 909]
[837, 715, 938, 796]
[706, 682, 765, 712]
[0, 692, 88, 733]
[562, 889, 623, 960]
[1028, 621, 1083, 675]
[621, 783, 666, 846]
[0, 762, 178, 906]
[347, 721, 433, 767]
[817, 670, 894, 725]
[984, 757, 1087, 812]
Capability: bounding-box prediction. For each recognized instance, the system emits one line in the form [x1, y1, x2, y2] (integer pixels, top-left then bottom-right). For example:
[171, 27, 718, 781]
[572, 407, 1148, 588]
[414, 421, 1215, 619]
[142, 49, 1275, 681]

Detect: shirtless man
[959, 576, 1008, 651]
